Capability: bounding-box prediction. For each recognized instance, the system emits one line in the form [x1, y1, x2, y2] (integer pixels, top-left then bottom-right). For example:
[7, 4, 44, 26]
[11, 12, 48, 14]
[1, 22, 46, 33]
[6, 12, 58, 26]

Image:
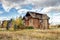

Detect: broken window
[40, 20, 43, 23]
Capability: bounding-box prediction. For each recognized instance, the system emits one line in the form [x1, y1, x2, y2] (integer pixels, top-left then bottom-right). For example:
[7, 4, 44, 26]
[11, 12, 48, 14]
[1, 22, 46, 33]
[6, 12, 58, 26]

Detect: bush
[14, 24, 18, 30]
[18, 25, 26, 30]
[14, 25, 25, 30]
[14, 25, 34, 30]
[25, 26, 34, 29]
[58, 25, 60, 28]
[6, 26, 9, 30]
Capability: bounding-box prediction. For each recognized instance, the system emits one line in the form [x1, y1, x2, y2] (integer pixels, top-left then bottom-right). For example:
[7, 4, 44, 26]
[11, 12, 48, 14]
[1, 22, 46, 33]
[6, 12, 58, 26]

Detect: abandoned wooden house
[23, 12, 50, 29]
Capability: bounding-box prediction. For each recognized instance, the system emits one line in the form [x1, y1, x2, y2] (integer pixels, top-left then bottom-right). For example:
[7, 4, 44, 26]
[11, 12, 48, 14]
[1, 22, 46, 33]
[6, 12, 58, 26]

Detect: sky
[0, 0, 60, 25]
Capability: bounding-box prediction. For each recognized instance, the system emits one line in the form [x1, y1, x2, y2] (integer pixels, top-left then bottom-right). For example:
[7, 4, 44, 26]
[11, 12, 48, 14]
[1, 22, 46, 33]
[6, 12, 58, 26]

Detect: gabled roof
[23, 12, 50, 20]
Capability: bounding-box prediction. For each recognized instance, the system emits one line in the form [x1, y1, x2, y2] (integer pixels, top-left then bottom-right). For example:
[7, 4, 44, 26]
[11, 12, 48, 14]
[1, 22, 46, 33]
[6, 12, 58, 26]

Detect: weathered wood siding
[33, 18, 39, 28]
[25, 20, 29, 26]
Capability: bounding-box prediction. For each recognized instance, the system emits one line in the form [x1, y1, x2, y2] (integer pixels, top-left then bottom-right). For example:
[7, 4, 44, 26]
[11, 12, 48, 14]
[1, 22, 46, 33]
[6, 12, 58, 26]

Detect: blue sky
[0, 3, 20, 20]
[0, 0, 60, 25]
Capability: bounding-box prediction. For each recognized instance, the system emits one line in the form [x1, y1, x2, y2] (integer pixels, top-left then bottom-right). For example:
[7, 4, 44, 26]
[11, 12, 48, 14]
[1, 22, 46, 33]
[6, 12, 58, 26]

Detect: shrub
[25, 26, 34, 29]
[58, 25, 60, 28]
[14, 24, 18, 30]
[6, 26, 9, 30]
[19, 25, 25, 30]
[14, 24, 25, 30]
[14, 25, 34, 30]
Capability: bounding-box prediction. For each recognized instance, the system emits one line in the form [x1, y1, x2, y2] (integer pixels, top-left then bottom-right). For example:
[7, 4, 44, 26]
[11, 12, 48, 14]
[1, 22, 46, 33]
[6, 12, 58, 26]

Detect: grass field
[0, 29, 60, 40]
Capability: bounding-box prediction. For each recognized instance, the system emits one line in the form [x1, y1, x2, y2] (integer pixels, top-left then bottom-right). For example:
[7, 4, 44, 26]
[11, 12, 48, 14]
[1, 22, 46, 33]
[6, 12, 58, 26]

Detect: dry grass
[0, 29, 60, 40]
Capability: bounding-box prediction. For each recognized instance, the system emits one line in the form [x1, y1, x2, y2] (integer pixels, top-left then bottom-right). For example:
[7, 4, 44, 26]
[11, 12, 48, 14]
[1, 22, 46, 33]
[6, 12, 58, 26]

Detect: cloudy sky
[0, 0, 60, 25]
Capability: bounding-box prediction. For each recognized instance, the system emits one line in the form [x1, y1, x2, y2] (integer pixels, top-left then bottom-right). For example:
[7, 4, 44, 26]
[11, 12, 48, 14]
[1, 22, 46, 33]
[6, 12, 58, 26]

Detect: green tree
[11, 19, 15, 28]
[3, 20, 8, 28]
[6, 19, 15, 30]
[15, 16, 24, 29]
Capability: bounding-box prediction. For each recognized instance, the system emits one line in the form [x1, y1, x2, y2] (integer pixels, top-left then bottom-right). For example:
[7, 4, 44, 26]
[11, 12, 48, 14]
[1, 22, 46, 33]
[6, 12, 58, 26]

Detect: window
[40, 20, 43, 23]
[29, 19, 33, 23]
[29, 19, 33, 26]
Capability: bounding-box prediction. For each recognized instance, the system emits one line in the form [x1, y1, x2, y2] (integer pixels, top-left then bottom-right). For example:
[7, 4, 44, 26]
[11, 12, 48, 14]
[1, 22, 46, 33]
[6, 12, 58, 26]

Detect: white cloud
[0, 17, 9, 21]
[18, 9, 29, 14]
[1, 0, 60, 12]
[1, 0, 20, 12]
[17, 8, 44, 15]
[51, 14, 60, 25]
[41, 6, 60, 13]
[1, 0, 30, 12]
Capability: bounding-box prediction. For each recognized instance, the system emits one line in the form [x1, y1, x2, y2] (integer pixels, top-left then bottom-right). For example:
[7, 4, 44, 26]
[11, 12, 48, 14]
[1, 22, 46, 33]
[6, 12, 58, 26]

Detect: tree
[6, 19, 15, 30]
[15, 16, 24, 29]
[2, 20, 8, 28]
[11, 19, 15, 28]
